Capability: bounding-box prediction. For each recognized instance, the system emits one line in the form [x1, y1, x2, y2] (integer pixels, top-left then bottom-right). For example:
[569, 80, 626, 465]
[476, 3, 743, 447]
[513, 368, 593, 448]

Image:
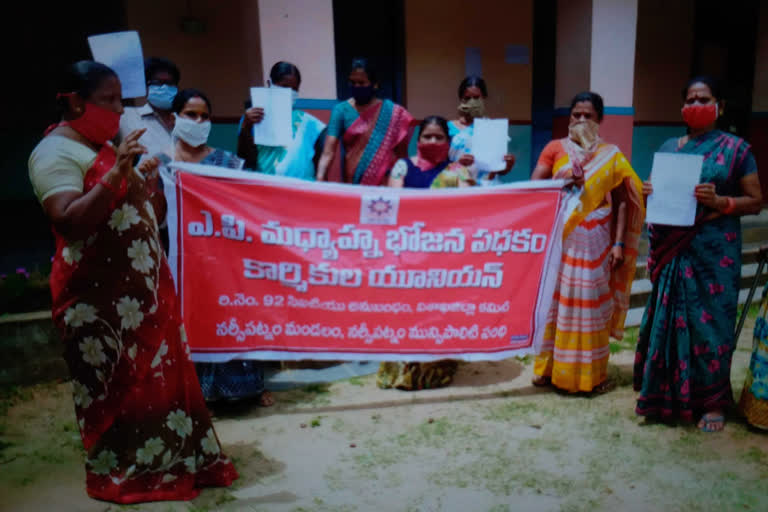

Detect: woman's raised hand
[116, 128, 147, 175]
[243, 107, 265, 127]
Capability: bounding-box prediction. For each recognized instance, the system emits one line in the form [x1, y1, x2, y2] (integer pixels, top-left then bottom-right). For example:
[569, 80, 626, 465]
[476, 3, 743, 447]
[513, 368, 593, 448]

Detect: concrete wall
[124, 0, 261, 119]
[257, 0, 337, 99]
[404, 0, 533, 121]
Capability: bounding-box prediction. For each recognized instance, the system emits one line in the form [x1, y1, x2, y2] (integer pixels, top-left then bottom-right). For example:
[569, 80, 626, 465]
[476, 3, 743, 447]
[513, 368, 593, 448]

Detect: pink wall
[404, 0, 533, 121]
[257, 0, 337, 99]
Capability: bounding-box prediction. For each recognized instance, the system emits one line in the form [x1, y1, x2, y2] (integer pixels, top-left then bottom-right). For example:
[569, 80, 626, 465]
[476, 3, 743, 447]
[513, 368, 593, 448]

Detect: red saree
[48, 140, 237, 503]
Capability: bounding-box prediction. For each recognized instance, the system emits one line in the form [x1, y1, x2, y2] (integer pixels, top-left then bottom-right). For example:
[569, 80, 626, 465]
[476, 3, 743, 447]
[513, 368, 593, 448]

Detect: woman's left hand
[135, 157, 160, 195]
[501, 154, 516, 174]
[694, 183, 725, 210]
[608, 245, 624, 270]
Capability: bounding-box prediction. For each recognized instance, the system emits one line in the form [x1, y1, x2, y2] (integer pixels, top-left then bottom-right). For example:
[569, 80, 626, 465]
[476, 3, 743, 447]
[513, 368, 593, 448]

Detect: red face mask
[681, 103, 718, 131]
[416, 142, 450, 170]
[68, 102, 121, 145]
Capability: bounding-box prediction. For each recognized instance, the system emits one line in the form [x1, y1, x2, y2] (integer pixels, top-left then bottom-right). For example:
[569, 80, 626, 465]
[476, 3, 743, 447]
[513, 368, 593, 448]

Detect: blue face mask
[147, 84, 178, 110]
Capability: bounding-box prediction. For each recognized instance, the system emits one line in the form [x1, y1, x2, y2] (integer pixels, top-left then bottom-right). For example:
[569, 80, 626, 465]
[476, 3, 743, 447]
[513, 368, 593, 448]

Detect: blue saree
[634, 130, 758, 421]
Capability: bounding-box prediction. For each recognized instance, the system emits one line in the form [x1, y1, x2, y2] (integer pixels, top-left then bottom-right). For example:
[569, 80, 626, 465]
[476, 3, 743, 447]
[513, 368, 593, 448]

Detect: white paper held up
[249, 87, 292, 147]
[88, 31, 146, 99]
[472, 118, 508, 173]
[646, 152, 703, 227]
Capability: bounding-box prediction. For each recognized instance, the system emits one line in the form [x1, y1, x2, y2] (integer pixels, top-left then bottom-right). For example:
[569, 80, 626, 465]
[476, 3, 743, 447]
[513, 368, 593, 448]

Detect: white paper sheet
[646, 152, 703, 226]
[87, 31, 146, 99]
[249, 87, 292, 147]
[472, 118, 508, 172]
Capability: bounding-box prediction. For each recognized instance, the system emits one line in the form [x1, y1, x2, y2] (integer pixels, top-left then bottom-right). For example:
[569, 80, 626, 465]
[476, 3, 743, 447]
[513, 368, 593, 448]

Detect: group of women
[27, 54, 764, 503]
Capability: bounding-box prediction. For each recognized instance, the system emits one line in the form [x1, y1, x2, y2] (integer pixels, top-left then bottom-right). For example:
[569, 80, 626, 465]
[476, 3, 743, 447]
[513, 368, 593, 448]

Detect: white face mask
[172, 114, 211, 147]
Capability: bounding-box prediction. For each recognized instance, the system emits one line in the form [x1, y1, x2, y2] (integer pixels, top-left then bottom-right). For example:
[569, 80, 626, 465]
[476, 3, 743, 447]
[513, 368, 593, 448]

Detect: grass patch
[346, 376, 366, 387]
[515, 355, 533, 365]
[484, 401, 539, 422]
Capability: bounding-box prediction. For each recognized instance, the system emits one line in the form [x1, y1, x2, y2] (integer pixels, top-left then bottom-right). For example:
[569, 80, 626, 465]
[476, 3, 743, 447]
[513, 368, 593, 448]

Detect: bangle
[722, 196, 736, 215]
[613, 242, 625, 248]
[98, 178, 117, 195]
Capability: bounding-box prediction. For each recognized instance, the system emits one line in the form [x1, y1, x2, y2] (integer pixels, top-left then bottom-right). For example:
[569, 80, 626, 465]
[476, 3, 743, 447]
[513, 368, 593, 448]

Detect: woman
[378, 116, 471, 390]
[316, 58, 413, 185]
[165, 89, 274, 406]
[28, 61, 237, 503]
[167, 88, 243, 169]
[448, 75, 516, 185]
[635, 77, 762, 432]
[388, 115, 474, 189]
[237, 61, 326, 179]
[531, 91, 645, 394]
[740, 272, 768, 430]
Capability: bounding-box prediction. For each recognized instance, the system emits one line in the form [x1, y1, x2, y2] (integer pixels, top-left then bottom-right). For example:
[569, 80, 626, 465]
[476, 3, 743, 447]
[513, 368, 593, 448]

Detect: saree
[35, 136, 237, 503]
[533, 139, 645, 392]
[254, 109, 325, 180]
[739, 281, 768, 429]
[376, 158, 470, 390]
[331, 99, 413, 185]
[634, 130, 758, 421]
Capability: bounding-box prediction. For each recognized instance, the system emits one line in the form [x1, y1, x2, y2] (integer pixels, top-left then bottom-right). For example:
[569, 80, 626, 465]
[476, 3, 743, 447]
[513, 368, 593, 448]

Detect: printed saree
[534, 139, 645, 392]
[43, 137, 237, 502]
[739, 281, 768, 429]
[634, 130, 758, 421]
[335, 99, 413, 185]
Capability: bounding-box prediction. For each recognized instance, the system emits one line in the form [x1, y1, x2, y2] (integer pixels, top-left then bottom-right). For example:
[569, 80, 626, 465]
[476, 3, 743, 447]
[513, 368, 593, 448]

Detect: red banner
[164, 164, 569, 361]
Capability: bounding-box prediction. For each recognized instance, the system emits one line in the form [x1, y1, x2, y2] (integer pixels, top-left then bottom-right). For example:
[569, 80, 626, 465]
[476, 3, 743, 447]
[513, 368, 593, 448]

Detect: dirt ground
[1, 313, 767, 512]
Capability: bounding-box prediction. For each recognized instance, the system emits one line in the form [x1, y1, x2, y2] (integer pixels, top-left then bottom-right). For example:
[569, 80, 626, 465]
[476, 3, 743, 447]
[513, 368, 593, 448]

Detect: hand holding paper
[645, 152, 703, 226]
[249, 87, 292, 147]
[472, 118, 508, 173]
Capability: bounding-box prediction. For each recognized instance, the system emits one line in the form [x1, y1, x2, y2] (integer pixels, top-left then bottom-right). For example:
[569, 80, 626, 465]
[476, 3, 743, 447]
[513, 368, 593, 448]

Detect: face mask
[416, 141, 450, 170]
[68, 102, 121, 145]
[147, 84, 178, 110]
[568, 119, 601, 150]
[350, 85, 375, 105]
[172, 114, 211, 147]
[682, 103, 718, 131]
[458, 97, 485, 119]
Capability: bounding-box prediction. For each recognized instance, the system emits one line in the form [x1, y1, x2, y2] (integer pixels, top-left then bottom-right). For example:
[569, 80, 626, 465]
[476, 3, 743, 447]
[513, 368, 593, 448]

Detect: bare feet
[258, 391, 275, 407]
[698, 410, 725, 432]
[532, 375, 551, 387]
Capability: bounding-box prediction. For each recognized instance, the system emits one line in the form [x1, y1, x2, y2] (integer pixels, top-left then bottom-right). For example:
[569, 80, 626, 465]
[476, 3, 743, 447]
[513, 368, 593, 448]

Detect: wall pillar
[552, 0, 638, 160]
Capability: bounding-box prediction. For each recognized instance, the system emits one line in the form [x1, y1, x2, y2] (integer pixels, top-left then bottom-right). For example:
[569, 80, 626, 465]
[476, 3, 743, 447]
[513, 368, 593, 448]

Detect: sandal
[532, 375, 551, 387]
[698, 413, 725, 432]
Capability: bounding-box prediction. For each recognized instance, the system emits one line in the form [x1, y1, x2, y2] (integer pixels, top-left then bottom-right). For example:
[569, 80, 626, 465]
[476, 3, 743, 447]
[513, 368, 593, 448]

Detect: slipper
[532, 376, 551, 387]
[698, 414, 725, 432]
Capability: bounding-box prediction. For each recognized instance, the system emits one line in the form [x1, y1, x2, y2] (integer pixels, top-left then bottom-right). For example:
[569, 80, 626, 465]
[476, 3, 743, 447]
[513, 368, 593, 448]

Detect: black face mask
[350, 84, 375, 105]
